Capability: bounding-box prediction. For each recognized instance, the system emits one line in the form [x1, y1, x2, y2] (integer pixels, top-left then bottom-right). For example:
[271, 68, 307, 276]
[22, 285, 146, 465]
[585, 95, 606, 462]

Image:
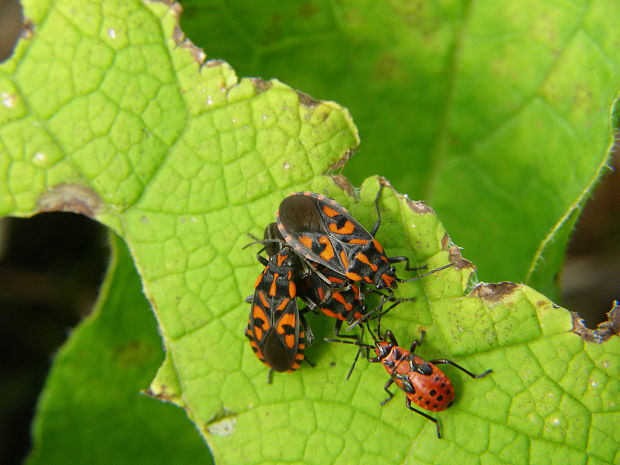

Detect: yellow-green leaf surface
[1, 1, 619, 465]
[181, 0, 620, 298]
[27, 233, 213, 465]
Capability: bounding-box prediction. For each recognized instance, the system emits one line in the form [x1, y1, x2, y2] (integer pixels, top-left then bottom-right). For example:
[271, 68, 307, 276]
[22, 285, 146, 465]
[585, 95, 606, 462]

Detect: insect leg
[409, 330, 426, 352]
[428, 359, 492, 379]
[405, 398, 441, 439]
[380, 378, 395, 405]
[300, 311, 315, 345]
[369, 183, 386, 236]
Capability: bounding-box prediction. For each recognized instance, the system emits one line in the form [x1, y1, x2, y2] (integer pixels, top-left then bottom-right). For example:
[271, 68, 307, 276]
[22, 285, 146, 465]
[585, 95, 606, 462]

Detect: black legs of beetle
[380, 377, 442, 438]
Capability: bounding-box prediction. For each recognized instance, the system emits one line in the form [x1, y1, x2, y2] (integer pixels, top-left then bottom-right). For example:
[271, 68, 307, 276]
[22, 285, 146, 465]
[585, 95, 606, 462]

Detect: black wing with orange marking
[245, 248, 307, 373]
[277, 192, 371, 274]
[277, 192, 396, 287]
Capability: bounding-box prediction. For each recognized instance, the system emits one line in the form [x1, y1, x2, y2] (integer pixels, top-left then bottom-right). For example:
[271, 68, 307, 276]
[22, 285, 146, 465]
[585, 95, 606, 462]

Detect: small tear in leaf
[471, 282, 518, 301]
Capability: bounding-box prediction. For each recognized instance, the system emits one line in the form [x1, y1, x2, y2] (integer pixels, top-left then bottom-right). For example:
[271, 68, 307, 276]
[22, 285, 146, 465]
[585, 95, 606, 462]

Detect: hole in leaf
[0, 0, 24, 62]
[0, 213, 107, 463]
[562, 152, 620, 327]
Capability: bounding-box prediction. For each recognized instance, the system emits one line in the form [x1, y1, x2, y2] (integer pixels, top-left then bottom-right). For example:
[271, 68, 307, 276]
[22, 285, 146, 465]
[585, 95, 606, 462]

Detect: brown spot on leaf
[441, 233, 451, 249]
[160, 2, 207, 65]
[376, 176, 392, 190]
[448, 245, 475, 270]
[331, 174, 355, 197]
[250, 78, 272, 94]
[144, 385, 180, 404]
[37, 184, 103, 218]
[172, 24, 184, 44]
[187, 44, 206, 65]
[405, 198, 434, 215]
[297, 90, 319, 108]
[571, 302, 620, 343]
[471, 282, 518, 302]
[205, 59, 226, 68]
[172, 24, 206, 65]
[21, 18, 34, 40]
[169, 1, 182, 18]
[328, 147, 357, 172]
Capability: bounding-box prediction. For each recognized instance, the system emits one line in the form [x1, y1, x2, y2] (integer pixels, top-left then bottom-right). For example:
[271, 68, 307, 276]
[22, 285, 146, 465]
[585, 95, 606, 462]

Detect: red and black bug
[299, 263, 366, 338]
[301, 262, 418, 338]
[259, 223, 368, 338]
[259, 222, 411, 339]
[326, 324, 492, 438]
[276, 183, 452, 291]
[245, 244, 313, 379]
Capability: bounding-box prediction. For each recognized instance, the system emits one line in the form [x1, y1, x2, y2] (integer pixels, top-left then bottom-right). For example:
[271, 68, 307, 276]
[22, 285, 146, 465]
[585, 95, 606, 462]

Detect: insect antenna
[397, 263, 454, 283]
[324, 332, 375, 380]
[346, 293, 416, 331]
[242, 237, 283, 250]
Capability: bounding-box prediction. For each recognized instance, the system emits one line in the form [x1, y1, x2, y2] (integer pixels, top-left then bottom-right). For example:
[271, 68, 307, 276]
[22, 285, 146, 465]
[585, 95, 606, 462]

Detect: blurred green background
[1, 0, 619, 463]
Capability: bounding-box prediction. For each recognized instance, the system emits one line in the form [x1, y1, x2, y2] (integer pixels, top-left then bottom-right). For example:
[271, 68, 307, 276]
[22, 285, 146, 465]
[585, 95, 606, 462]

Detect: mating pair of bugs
[244, 184, 491, 438]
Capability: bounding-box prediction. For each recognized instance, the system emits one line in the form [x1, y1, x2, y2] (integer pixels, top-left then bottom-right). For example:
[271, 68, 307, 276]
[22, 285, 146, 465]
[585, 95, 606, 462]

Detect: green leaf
[1, 1, 619, 464]
[27, 233, 213, 465]
[180, 0, 620, 296]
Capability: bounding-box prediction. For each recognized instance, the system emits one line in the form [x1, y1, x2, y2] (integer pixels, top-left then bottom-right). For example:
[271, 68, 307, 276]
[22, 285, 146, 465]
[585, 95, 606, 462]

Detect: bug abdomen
[405, 362, 455, 412]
